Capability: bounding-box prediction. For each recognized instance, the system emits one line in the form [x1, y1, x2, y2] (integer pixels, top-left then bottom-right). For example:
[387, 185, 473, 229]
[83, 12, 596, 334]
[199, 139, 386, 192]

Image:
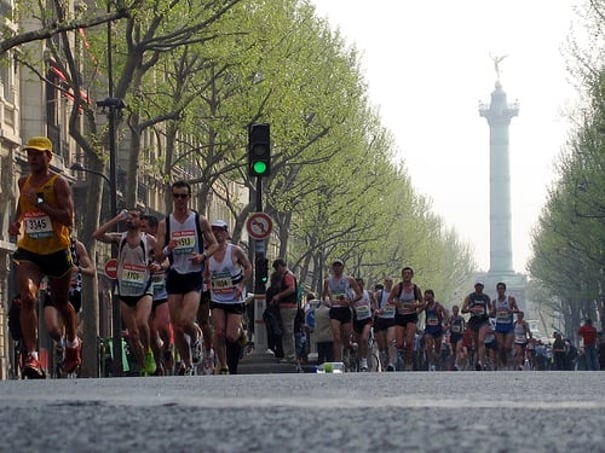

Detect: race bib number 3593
[172, 230, 196, 255]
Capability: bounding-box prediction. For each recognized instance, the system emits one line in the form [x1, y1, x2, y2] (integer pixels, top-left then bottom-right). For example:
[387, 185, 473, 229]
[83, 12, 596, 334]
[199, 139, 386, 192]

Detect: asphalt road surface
[0, 371, 603, 452]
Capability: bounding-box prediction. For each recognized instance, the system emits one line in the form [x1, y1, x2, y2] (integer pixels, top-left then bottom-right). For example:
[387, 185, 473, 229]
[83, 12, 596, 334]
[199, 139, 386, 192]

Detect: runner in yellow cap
[9, 136, 81, 378]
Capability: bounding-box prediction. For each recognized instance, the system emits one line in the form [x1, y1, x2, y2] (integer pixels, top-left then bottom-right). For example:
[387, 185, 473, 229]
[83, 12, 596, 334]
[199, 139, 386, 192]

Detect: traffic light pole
[106, 11, 123, 377]
[253, 175, 268, 353]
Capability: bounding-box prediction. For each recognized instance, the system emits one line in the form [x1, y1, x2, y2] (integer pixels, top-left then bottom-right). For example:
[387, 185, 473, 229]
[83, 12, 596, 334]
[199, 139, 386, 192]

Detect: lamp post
[70, 162, 110, 185]
[71, 160, 123, 376]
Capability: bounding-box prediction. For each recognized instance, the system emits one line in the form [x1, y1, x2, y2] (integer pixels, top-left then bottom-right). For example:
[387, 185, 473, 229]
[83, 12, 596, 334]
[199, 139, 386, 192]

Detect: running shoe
[219, 367, 229, 375]
[144, 349, 157, 375]
[23, 354, 45, 379]
[64, 340, 82, 374]
[475, 361, 483, 371]
[191, 337, 203, 365]
[184, 365, 195, 376]
[386, 363, 395, 372]
[202, 349, 215, 375]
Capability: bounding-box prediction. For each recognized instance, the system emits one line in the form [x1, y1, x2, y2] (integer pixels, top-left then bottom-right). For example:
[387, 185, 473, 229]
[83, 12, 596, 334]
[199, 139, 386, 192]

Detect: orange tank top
[18, 174, 70, 254]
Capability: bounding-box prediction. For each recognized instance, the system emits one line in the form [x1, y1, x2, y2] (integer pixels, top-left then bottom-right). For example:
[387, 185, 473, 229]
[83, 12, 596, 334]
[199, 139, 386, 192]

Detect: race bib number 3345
[24, 212, 53, 239]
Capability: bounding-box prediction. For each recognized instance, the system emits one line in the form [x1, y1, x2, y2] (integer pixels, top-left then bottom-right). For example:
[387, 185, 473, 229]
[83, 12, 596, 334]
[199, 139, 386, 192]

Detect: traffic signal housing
[255, 255, 269, 287]
[248, 123, 271, 177]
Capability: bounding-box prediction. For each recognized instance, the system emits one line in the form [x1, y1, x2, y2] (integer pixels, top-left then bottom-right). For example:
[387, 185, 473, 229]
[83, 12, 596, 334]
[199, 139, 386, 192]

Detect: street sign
[104, 258, 119, 279]
[246, 212, 273, 240]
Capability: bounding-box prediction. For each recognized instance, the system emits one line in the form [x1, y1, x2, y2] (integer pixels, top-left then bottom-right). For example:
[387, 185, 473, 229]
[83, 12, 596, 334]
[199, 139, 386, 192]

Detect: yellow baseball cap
[23, 136, 53, 153]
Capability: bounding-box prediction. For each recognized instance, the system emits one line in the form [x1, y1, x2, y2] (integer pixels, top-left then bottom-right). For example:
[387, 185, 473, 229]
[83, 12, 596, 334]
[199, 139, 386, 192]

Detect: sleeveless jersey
[18, 174, 70, 254]
[328, 275, 353, 307]
[167, 212, 203, 274]
[377, 288, 395, 319]
[494, 296, 514, 326]
[450, 315, 464, 334]
[208, 243, 244, 304]
[514, 321, 528, 344]
[117, 232, 151, 298]
[151, 270, 168, 301]
[424, 302, 442, 327]
[468, 292, 490, 317]
[353, 289, 372, 320]
[397, 284, 417, 314]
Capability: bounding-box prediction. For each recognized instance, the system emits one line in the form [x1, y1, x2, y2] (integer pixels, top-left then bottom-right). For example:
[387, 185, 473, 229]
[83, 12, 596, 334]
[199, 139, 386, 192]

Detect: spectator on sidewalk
[265, 271, 284, 358]
[270, 258, 298, 363]
[552, 332, 566, 370]
[313, 297, 334, 364]
[577, 319, 599, 371]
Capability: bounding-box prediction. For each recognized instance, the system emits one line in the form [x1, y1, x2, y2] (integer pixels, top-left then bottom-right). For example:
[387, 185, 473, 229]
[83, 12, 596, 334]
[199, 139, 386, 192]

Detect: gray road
[0, 372, 603, 452]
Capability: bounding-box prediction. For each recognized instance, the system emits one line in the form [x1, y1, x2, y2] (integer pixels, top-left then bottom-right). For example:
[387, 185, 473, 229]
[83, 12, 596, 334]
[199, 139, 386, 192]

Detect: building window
[0, 52, 15, 103]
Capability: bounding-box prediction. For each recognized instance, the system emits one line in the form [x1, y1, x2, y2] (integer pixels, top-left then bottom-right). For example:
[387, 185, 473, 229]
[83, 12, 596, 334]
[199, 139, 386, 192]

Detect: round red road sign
[246, 212, 273, 240]
[104, 258, 119, 279]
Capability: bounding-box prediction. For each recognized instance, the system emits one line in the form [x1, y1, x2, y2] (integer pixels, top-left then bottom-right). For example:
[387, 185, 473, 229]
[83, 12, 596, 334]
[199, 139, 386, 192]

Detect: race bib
[331, 291, 347, 305]
[211, 271, 234, 294]
[427, 316, 439, 326]
[355, 305, 370, 317]
[172, 230, 196, 255]
[381, 304, 395, 316]
[399, 302, 415, 312]
[120, 264, 147, 291]
[496, 310, 510, 322]
[451, 324, 461, 333]
[24, 212, 53, 239]
[470, 306, 485, 317]
[152, 273, 165, 291]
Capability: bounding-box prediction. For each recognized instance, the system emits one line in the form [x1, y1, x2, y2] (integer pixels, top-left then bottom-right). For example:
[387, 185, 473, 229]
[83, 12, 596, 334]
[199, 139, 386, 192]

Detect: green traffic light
[253, 161, 268, 175]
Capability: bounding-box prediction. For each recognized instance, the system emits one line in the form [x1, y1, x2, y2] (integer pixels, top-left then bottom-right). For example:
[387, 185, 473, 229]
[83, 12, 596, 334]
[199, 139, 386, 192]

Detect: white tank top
[168, 212, 202, 274]
[328, 275, 352, 306]
[208, 243, 244, 304]
[353, 289, 372, 320]
[494, 296, 513, 325]
[397, 284, 417, 314]
[117, 232, 151, 297]
[377, 288, 395, 319]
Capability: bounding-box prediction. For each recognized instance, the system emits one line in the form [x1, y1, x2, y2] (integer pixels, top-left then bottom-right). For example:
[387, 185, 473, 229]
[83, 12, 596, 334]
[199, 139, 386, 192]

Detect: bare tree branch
[0, 10, 131, 55]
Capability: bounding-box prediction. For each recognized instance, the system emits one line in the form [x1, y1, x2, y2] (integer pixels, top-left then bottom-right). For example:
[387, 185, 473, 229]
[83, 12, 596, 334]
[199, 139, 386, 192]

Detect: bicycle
[366, 327, 382, 372]
[346, 328, 381, 372]
[344, 340, 360, 372]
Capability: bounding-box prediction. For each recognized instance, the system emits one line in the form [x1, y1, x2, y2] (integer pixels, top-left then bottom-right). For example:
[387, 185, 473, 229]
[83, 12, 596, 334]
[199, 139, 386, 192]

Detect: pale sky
[311, 0, 580, 273]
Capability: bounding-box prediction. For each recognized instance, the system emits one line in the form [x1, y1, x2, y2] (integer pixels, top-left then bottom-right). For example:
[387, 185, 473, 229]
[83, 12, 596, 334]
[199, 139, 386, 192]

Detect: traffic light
[255, 255, 269, 287]
[248, 123, 271, 177]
